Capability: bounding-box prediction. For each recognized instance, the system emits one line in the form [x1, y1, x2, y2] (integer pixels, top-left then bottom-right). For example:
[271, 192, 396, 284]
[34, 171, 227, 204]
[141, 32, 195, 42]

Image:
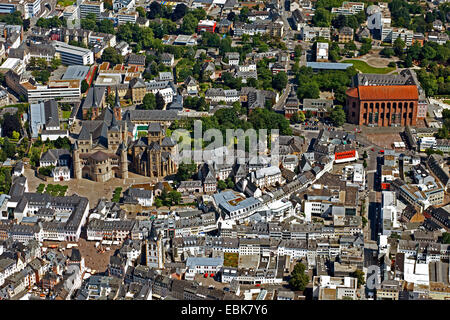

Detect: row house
[86, 219, 136, 241]
[205, 88, 240, 104]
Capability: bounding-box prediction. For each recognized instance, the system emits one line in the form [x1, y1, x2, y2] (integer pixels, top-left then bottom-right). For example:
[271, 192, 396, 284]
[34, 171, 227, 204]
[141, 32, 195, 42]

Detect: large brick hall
[345, 85, 419, 127]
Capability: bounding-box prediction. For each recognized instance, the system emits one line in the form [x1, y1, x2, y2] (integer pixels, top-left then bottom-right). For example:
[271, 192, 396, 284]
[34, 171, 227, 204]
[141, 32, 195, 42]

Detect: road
[272, 83, 291, 111]
[367, 191, 380, 242]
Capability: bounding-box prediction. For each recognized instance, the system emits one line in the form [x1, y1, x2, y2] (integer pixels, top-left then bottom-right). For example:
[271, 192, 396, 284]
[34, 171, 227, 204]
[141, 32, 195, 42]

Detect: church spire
[114, 86, 120, 109]
[92, 85, 98, 108]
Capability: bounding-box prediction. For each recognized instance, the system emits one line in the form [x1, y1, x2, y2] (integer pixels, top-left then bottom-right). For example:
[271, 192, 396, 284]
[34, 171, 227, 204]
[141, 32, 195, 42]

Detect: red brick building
[346, 85, 419, 127]
[197, 20, 217, 33]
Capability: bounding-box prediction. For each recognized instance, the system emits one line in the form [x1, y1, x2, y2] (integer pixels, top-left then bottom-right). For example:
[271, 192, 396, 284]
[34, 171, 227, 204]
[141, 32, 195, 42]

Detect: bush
[39, 166, 53, 177]
[37, 184, 45, 193]
[112, 187, 122, 202]
[388, 62, 396, 68]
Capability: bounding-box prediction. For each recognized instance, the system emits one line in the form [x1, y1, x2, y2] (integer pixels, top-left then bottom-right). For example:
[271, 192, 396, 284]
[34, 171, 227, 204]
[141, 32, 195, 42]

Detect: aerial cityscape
[0, 0, 448, 303]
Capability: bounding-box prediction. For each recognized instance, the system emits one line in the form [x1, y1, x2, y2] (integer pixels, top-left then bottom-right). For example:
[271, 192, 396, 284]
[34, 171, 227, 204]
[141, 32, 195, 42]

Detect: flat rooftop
[62, 65, 91, 80]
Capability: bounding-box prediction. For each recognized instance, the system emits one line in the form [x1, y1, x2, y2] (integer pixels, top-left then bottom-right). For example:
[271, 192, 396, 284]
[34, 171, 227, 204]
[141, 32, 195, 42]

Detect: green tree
[12, 131, 20, 140]
[171, 3, 187, 21]
[272, 71, 288, 91]
[297, 82, 320, 100]
[155, 92, 165, 110]
[168, 190, 182, 205]
[359, 38, 372, 56]
[442, 232, 450, 244]
[136, 6, 146, 18]
[380, 47, 395, 58]
[181, 13, 198, 35]
[141, 93, 157, 110]
[97, 19, 115, 34]
[226, 178, 234, 189]
[175, 162, 197, 181]
[362, 216, 368, 228]
[344, 41, 357, 51]
[330, 105, 346, 126]
[289, 262, 309, 291]
[81, 80, 89, 93]
[0, 167, 12, 194]
[154, 198, 163, 208]
[0, 113, 21, 138]
[312, 8, 331, 27]
[352, 269, 365, 288]
[101, 47, 123, 65]
[80, 14, 96, 31]
[217, 180, 227, 190]
[294, 45, 302, 57]
[393, 37, 406, 57]
[148, 1, 162, 19]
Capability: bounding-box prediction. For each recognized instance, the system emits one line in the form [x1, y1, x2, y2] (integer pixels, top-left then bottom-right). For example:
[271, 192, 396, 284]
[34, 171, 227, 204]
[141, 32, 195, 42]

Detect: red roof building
[346, 85, 419, 127]
[197, 20, 217, 33]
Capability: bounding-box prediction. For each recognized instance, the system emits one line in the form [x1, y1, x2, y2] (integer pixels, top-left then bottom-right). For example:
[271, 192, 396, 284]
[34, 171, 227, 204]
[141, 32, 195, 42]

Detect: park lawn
[341, 60, 395, 74]
[444, 100, 450, 104]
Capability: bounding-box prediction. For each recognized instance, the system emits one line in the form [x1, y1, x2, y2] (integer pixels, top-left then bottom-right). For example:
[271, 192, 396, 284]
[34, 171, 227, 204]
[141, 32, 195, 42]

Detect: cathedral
[130, 122, 177, 179]
[73, 92, 129, 182]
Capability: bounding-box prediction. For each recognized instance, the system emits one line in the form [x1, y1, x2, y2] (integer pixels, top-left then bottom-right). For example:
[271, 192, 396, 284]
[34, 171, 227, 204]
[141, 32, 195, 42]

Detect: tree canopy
[289, 262, 309, 291]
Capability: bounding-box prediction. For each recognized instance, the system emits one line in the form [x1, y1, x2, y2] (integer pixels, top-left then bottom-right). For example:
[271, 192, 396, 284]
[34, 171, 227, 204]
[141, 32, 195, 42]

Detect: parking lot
[363, 132, 403, 150]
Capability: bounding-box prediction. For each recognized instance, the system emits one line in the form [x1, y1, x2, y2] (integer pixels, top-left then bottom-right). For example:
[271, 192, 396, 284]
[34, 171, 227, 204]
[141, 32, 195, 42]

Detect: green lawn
[341, 60, 395, 74]
[62, 110, 71, 119]
[57, 0, 75, 6]
[44, 184, 68, 197]
[444, 100, 450, 104]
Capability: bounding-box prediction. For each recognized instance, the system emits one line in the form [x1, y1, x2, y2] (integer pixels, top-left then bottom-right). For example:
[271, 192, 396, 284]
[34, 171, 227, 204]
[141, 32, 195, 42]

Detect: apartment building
[301, 26, 331, 41]
[312, 275, 358, 300]
[52, 41, 94, 66]
[381, 25, 413, 46]
[79, 0, 104, 19]
[331, 2, 364, 15]
[26, 79, 81, 103]
[251, 166, 283, 189]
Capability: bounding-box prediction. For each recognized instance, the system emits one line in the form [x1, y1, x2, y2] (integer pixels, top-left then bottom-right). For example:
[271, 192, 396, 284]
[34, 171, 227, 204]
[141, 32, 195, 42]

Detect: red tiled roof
[346, 87, 358, 98]
[357, 85, 419, 101]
